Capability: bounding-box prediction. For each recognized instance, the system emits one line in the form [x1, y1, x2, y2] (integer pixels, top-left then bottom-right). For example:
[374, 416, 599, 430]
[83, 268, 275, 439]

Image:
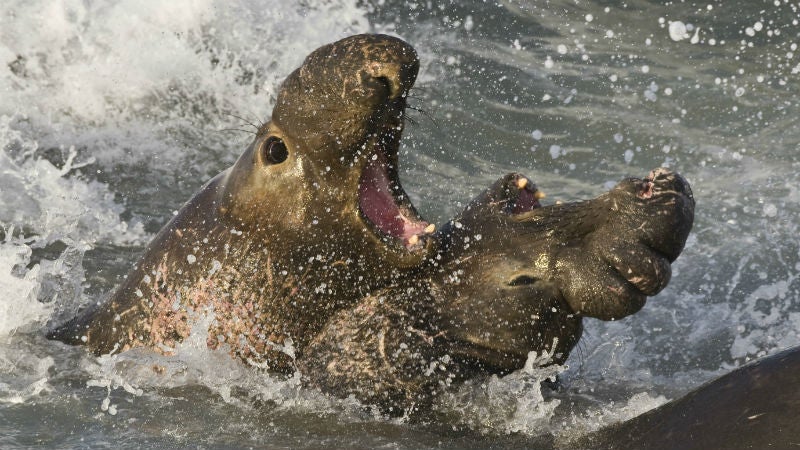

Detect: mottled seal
[48, 34, 437, 371]
[300, 168, 695, 413]
[576, 346, 800, 449]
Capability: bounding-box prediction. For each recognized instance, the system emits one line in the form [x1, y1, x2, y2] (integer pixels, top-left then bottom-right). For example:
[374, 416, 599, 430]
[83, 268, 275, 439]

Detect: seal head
[222, 33, 434, 261]
[435, 168, 695, 372]
[300, 169, 695, 413]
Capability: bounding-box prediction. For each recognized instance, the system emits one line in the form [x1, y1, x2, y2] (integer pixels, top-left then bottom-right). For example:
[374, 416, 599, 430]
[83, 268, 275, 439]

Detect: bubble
[464, 15, 474, 31]
[669, 21, 690, 41]
[624, 149, 634, 163]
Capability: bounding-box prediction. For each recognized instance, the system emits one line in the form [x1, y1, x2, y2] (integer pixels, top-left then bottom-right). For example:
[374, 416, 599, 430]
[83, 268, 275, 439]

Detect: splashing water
[2, 0, 800, 448]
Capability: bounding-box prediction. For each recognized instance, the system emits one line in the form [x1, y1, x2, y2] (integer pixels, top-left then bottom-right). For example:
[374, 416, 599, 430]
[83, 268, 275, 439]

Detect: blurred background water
[1, 0, 798, 448]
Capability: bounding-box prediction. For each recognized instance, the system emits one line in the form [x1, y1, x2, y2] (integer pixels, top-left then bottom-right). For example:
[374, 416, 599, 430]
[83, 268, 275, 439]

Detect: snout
[314, 34, 420, 103]
[558, 169, 695, 320]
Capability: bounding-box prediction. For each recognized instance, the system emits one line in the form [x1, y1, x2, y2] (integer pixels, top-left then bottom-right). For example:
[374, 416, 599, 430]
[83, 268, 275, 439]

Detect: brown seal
[48, 34, 437, 372]
[300, 169, 695, 413]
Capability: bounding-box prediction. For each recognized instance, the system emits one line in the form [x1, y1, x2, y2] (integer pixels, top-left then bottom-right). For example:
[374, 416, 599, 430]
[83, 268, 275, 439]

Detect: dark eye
[508, 275, 538, 286]
[263, 137, 288, 164]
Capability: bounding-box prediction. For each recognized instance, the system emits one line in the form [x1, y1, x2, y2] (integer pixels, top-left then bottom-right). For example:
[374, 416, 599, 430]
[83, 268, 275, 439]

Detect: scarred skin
[300, 169, 695, 413]
[49, 35, 696, 415]
[48, 34, 437, 372]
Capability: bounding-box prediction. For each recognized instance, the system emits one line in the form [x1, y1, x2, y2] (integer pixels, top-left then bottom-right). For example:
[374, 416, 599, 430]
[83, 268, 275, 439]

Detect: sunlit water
[1, 0, 799, 448]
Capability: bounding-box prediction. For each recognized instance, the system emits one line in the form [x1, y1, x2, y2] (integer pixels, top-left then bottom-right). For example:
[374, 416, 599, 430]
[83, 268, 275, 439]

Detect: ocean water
[1, 0, 799, 448]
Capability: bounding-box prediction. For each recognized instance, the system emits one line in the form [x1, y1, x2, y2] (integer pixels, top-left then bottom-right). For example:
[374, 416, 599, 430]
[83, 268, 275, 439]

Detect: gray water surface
[1, 0, 799, 448]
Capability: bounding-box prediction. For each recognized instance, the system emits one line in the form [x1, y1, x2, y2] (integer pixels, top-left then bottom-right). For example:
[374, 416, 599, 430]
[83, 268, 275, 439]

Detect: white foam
[437, 350, 565, 435]
[0, 237, 51, 337]
[78, 308, 374, 421]
[0, 116, 146, 246]
[556, 391, 668, 444]
[1, 0, 371, 169]
[0, 333, 55, 403]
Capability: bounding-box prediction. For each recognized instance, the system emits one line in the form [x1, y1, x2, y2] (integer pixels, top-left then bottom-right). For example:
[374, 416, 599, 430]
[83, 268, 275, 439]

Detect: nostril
[638, 181, 655, 199]
[365, 61, 416, 99]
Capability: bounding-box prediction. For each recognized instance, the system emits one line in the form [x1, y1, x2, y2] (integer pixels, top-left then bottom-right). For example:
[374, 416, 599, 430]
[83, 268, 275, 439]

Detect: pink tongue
[358, 156, 427, 241]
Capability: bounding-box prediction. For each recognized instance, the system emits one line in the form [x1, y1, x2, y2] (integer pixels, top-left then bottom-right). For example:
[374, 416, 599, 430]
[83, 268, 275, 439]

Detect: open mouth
[357, 147, 433, 249]
[507, 175, 545, 214]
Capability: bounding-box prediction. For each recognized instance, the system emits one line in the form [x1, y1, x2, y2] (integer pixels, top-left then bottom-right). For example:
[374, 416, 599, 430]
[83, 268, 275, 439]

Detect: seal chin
[447, 342, 532, 373]
[358, 145, 432, 250]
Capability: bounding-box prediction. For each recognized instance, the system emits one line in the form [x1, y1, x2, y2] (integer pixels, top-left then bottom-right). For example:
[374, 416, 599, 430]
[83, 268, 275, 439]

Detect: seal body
[48, 34, 437, 371]
[300, 169, 695, 413]
[576, 346, 800, 449]
[49, 35, 697, 415]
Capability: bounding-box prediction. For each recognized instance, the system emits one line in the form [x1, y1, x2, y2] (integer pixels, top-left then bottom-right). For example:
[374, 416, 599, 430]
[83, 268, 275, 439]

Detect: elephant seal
[48, 34, 437, 372]
[300, 168, 695, 414]
[575, 346, 800, 449]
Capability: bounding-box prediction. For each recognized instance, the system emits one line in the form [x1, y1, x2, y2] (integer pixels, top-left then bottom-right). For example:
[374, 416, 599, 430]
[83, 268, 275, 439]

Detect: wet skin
[300, 169, 695, 413]
[48, 35, 696, 414]
[576, 346, 800, 450]
[48, 34, 437, 371]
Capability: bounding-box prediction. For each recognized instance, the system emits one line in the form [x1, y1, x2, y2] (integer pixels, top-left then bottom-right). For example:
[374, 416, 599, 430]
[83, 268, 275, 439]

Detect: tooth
[535, 191, 546, 199]
[516, 177, 528, 189]
[424, 224, 436, 234]
[408, 234, 419, 245]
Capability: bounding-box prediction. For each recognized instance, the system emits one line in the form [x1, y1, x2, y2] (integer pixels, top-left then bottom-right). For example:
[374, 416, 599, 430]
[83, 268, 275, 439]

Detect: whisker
[218, 128, 257, 135]
[247, 109, 268, 130]
[407, 105, 440, 130]
[225, 113, 260, 131]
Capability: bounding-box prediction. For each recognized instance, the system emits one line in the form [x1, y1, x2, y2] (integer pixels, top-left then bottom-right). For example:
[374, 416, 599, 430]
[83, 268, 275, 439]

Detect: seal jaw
[357, 139, 433, 250]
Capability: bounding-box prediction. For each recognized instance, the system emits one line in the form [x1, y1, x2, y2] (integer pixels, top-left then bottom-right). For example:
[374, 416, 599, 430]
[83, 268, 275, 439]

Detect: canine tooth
[516, 177, 528, 189]
[408, 234, 419, 245]
[424, 224, 436, 234]
[535, 191, 546, 199]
